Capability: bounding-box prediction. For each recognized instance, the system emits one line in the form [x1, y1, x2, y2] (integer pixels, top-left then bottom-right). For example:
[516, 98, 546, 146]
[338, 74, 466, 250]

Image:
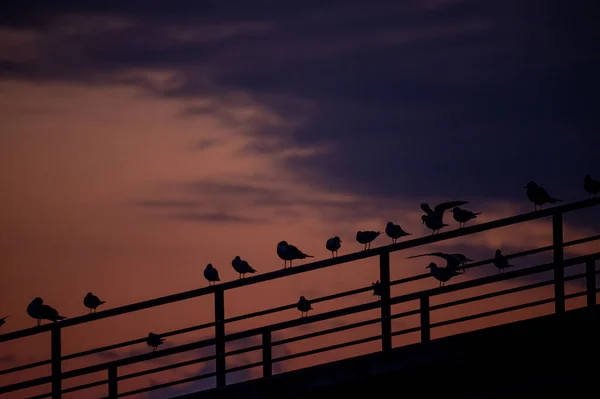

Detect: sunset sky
[1, 1, 599, 398]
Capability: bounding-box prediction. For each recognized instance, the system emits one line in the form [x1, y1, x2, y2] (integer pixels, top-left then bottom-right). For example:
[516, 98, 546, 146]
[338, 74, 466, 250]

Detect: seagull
[493, 249, 515, 274]
[372, 281, 382, 300]
[407, 252, 472, 273]
[584, 175, 600, 198]
[326, 236, 342, 258]
[146, 332, 165, 352]
[231, 256, 256, 279]
[83, 292, 106, 314]
[277, 241, 314, 268]
[525, 181, 561, 211]
[421, 215, 449, 235]
[203, 263, 220, 286]
[452, 207, 482, 228]
[297, 296, 312, 318]
[385, 222, 411, 244]
[421, 201, 468, 224]
[426, 262, 462, 287]
[356, 231, 381, 250]
[26, 297, 67, 326]
[0, 315, 9, 328]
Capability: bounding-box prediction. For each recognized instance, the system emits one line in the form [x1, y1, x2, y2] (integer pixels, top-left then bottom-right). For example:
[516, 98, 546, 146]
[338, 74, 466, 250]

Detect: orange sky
[1, 80, 599, 398]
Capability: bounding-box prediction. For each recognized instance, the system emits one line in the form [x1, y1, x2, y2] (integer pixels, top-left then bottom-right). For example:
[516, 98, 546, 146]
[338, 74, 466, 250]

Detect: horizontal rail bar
[272, 334, 382, 364]
[27, 378, 109, 399]
[391, 326, 422, 337]
[1, 198, 597, 343]
[115, 371, 218, 399]
[119, 354, 217, 382]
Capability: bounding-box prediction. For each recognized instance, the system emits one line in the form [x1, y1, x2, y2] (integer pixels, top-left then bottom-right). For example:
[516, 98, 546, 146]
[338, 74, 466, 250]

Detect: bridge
[1, 197, 599, 398]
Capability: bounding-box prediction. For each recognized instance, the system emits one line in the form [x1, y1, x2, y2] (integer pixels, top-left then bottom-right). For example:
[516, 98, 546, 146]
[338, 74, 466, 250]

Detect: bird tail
[550, 198, 561, 203]
[55, 316, 67, 321]
[100, 301, 106, 305]
[305, 254, 314, 258]
[473, 212, 482, 216]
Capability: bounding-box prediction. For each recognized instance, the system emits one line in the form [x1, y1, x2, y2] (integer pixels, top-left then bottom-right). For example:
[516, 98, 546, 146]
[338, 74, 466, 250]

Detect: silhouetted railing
[1, 198, 599, 399]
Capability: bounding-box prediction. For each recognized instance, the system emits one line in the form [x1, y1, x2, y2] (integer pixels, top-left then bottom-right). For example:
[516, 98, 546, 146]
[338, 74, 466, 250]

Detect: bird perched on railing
[232, 256, 256, 279]
[0, 315, 9, 328]
[372, 281, 382, 300]
[26, 297, 67, 326]
[584, 175, 600, 199]
[83, 292, 106, 314]
[203, 263, 220, 286]
[356, 231, 381, 250]
[277, 241, 314, 268]
[297, 296, 312, 318]
[407, 252, 472, 274]
[146, 332, 165, 352]
[326, 236, 342, 258]
[525, 181, 561, 211]
[421, 200, 468, 234]
[452, 207, 481, 228]
[493, 250, 515, 274]
[426, 262, 462, 287]
[385, 222, 411, 244]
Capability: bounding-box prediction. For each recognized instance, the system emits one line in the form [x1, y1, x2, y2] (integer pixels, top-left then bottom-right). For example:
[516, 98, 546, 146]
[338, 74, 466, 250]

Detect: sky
[0, 0, 599, 398]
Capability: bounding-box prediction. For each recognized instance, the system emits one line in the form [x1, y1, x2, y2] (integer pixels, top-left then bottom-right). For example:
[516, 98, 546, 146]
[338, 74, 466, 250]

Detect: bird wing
[420, 203, 434, 215]
[433, 201, 468, 217]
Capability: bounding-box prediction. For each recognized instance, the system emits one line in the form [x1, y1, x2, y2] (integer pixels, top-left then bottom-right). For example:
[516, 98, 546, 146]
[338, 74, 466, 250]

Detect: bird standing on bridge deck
[525, 181, 561, 211]
[493, 250, 515, 274]
[407, 252, 472, 274]
[146, 332, 165, 352]
[356, 231, 381, 250]
[83, 292, 106, 314]
[421, 200, 469, 234]
[277, 241, 314, 268]
[0, 315, 9, 328]
[426, 262, 462, 287]
[372, 281, 382, 300]
[26, 297, 67, 326]
[385, 222, 411, 244]
[584, 174, 600, 198]
[232, 256, 256, 279]
[297, 296, 313, 318]
[326, 236, 342, 258]
[203, 263, 220, 286]
[452, 207, 481, 228]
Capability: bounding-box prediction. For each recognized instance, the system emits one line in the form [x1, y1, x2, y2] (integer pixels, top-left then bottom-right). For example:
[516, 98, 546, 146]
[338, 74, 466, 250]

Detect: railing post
[51, 326, 61, 399]
[214, 288, 226, 388]
[262, 331, 272, 377]
[420, 296, 430, 343]
[553, 212, 565, 314]
[379, 252, 392, 353]
[586, 259, 596, 307]
[108, 366, 118, 398]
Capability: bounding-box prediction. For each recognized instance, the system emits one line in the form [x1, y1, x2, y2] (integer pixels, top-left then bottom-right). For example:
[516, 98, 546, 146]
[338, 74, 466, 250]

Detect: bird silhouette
[493, 250, 515, 274]
[525, 181, 561, 211]
[407, 252, 472, 273]
[584, 175, 600, 198]
[385, 222, 411, 243]
[356, 231, 381, 250]
[277, 241, 314, 268]
[0, 315, 9, 328]
[26, 297, 66, 326]
[203, 263, 220, 286]
[297, 296, 312, 318]
[426, 262, 462, 287]
[83, 292, 106, 314]
[452, 207, 481, 228]
[326, 237, 342, 258]
[372, 281, 382, 300]
[146, 332, 165, 352]
[421, 215, 448, 235]
[231, 256, 256, 279]
[421, 200, 468, 222]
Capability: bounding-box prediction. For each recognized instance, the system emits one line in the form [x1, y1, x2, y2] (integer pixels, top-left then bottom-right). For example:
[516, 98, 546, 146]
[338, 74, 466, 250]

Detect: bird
[83, 292, 105, 314]
[493, 249, 515, 274]
[524, 181, 561, 211]
[372, 281, 382, 300]
[421, 200, 469, 225]
[326, 237, 342, 258]
[146, 332, 165, 352]
[426, 262, 462, 287]
[203, 263, 220, 286]
[356, 231, 381, 250]
[231, 256, 256, 279]
[385, 222, 411, 243]
[297, 296, 312, 318]
[407, 252, 472, 273]
[26, 297, 67, 326]
[0, 315, 9, 328]
[277, 241, 314, 268]
[421, 214, 449, 235]
[452, 207, 481, 228]
[584, 174, 600, 198]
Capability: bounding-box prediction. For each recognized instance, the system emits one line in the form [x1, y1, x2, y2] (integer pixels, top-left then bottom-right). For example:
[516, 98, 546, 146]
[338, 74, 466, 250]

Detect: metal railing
[1, 197, 599, 398]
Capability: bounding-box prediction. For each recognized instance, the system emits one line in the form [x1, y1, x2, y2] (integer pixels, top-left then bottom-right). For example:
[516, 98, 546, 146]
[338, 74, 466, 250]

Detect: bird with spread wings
[406, 252, 472, 273]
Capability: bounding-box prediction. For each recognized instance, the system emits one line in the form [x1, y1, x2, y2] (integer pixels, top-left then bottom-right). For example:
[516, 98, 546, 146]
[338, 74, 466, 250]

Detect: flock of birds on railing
[1, 176, 599, 352]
